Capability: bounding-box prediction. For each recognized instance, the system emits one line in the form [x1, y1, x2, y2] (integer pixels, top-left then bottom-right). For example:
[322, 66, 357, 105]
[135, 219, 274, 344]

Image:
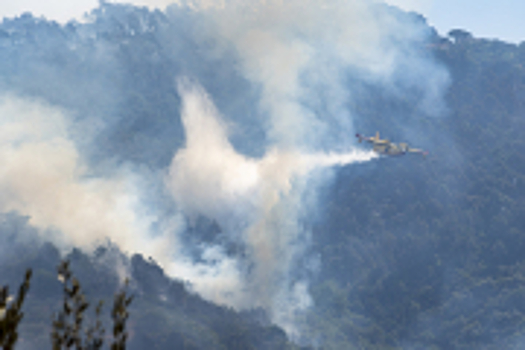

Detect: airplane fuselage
[356, 132, 428, 157]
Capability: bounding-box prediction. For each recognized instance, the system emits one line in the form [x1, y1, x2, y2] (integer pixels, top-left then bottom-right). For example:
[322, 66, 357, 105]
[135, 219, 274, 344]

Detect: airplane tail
[356, 133, 363, 143]
[416, 149, 429, 157]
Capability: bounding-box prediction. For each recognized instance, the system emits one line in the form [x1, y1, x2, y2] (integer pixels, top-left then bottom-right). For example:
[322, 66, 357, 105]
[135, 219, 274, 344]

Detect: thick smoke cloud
[167, 79, 377, 335]
[0, 95, 158, 253]
[197, 0, 448, 132]
[0, 0, 449, 339]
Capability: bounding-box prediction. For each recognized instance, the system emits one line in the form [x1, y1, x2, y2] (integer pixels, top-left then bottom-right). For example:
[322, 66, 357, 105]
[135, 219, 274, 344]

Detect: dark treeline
[1, 241, 298, 349]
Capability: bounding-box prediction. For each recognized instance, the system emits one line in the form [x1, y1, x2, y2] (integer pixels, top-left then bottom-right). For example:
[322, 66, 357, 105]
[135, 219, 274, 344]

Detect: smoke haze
[0, 0, 449, 339]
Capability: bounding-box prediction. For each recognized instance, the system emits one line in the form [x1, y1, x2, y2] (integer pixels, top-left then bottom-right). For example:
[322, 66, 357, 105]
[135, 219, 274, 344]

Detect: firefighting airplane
[356, 132, 428, 157]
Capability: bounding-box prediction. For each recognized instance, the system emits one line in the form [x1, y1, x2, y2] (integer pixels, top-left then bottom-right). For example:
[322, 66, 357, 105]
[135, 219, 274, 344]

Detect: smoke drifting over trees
[0, 0, 448, 338]
[1, 0, 524, 349]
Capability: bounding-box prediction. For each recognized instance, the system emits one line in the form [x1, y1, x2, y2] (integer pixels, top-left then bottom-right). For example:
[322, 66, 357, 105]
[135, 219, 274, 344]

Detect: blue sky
[412, 0, 524, 43]
[0, 0, 523, 44]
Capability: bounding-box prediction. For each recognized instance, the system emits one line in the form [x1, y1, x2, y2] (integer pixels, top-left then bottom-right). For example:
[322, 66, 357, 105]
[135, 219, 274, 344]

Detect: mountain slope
[0, 3, 525, 349]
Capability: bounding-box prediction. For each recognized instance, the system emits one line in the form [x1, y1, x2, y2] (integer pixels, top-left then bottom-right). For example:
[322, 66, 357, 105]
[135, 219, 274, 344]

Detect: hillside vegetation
[311, 29, 525, 349]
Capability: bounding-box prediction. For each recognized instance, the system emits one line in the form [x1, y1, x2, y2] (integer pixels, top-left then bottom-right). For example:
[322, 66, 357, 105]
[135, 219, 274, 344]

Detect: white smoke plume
[0, 95, 166, 258]
[167, 79, 377, 336]
[185, 0, 447, 143]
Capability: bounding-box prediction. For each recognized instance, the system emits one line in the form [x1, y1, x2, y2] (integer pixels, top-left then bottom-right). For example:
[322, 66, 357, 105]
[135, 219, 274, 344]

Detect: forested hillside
[311, 29, 525, 349]
[0, 2, 524, 349]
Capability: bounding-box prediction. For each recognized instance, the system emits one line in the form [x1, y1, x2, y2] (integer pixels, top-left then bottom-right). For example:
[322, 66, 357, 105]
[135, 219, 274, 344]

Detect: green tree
[51, 260, 132, 350]
[0, 269, 32, 350]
